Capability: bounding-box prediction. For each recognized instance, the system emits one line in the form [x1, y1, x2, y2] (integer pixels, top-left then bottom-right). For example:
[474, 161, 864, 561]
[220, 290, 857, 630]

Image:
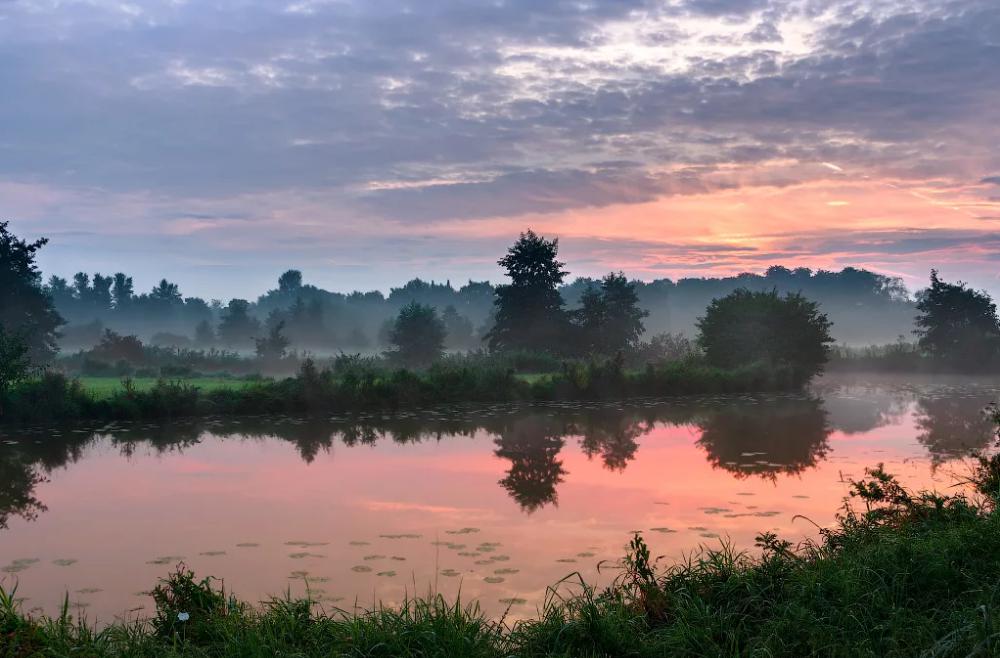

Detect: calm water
[1, 374, 998, 622]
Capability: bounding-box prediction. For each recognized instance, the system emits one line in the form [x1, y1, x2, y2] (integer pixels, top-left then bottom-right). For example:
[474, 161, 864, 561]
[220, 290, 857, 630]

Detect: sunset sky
[2, 0, 998, 299]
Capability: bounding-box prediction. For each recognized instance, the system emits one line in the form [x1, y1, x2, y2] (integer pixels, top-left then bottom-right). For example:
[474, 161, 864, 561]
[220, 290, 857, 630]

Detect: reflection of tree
[493, 415, 567, 513]
[0, 431, 92, 529]
[0, 451, 47, 528]
[915, 394, 996, 464]
[821, 389, 908, 435]
[572, 410, 649, 471]
[696, 397, 830, 480]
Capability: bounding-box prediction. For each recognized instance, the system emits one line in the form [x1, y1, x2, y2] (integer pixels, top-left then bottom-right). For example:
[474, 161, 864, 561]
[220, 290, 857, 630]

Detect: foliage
[255, 320, 290, 361]
[151, 564, 232, 643]
[0, 221, 63, 364]
[697, 288, 834, 385]
[487, 230, 570, 353]
[915, 269, 1000, 370]
[217, 299, 261, 348]
[573, 272, 649, 355]
[91, 329, 146, 363]
[0, 326, 33, 408]
[386, 302, 447, 367]
[625, 332, 697, 367]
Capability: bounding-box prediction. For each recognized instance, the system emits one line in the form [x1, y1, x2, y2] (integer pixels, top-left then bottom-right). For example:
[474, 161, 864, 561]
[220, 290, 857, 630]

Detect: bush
[698, 288, 833, 386]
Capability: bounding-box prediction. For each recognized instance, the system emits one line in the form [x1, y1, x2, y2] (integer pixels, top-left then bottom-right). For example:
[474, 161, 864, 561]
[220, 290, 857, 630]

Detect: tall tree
[112, 273, 134, 308]
[387, 302, 446, 367]
[914, 270, 1000, 369]
[0, 222, 63, 364]
[278, 269, 303, 294]
[486, 230, 569, 353]
[217, 299, 261, 347]
[573, 272, 647, 354]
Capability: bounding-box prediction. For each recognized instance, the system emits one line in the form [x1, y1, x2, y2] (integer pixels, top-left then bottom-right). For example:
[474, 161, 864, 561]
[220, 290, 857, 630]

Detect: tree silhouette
[697, 289, 833, 384]
[573, 272, 648, 354]
[494, 415, 567, 512]
[386, 302, 446, 367]
[255, 320, 290, 361]
[217, 299, 261, 347]
[914, 393, 997, 464]
[696, 397, 831, 480]
[0, 221, 63, 364]
[915, 270, 1000, 370]
[486, 230, 570, 353]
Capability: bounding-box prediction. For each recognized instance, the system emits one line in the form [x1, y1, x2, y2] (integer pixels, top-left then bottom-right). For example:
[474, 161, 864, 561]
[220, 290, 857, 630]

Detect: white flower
[177, 612, 190, 622]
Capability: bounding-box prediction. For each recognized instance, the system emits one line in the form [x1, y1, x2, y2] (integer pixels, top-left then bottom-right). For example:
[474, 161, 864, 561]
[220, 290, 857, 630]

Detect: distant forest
[47, 265, 916, 351]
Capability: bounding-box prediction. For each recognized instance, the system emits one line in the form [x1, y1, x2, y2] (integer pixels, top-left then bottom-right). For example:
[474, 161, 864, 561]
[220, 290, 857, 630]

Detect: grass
[78, 377, 257, 399]
[5, 427, 1000, 656]
[2, 356, 806, 424]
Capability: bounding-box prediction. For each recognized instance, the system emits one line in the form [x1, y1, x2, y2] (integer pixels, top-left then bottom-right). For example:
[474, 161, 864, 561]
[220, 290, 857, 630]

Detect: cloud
[1, 0, 1000, 295]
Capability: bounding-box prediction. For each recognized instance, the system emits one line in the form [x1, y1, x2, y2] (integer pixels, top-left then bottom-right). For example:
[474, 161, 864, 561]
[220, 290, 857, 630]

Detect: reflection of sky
[1, 377, 998, 621]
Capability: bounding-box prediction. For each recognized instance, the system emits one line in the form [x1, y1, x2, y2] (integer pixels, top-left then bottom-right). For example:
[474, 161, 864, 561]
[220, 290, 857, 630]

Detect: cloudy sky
[2, 0, 998, 298]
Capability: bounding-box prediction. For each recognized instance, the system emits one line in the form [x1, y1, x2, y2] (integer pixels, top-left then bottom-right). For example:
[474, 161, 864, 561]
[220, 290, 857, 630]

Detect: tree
[573, 272, 647, 354]
[387, 302, 446, 367]
[697, 288, 833, 384]
[150, 279, 182, 305]
[0, 221, 63, 364]
[914, 270, 1000, 369]
[0, 327, 33, 412]
[194, 319, 216, 346]
[255, 320, 290, 361]
[112, 273, 134, 308]
[441, 305, 475, 349]
[217, 299, 261, 347]
[486, 230, 570, 353]
[92, 329, 145, 363]
[278, 269, 303, 294]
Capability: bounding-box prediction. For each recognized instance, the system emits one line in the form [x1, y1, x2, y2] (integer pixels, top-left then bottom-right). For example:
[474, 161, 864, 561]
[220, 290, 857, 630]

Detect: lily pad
[52, 559, 78, 567]
[439, 569, 461, 577]
[484, 576, 505, 584]
[376, 570, 396, 577]
[75, 587, 103, 595]
[499, 598, 526, 605]
[351, 565, 373, 573]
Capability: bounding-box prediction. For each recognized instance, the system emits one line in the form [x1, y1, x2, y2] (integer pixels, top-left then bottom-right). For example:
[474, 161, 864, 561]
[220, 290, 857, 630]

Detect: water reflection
[494, 416, 567, 513]
[695, 397, 830, 480]
[914, 392, 998, 464]
[1, 380, 998, 529]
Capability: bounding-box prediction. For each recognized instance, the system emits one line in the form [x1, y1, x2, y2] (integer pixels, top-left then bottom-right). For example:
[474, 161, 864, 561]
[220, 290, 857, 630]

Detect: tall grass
[5, 414, 1000, 657]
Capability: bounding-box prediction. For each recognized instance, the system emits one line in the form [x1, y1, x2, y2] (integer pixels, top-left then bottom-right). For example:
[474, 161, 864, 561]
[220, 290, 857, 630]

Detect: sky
[2, 0, 999, 299]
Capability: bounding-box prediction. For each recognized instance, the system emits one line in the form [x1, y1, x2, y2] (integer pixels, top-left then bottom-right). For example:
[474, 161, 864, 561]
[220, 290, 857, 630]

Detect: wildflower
[177, 611, 190, 622]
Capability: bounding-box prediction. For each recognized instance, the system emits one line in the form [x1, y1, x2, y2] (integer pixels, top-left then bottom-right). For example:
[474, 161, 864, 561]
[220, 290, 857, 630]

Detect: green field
[77, 377, 261, 399]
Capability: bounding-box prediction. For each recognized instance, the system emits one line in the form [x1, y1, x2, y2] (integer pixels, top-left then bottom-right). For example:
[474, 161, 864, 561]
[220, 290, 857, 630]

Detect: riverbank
[1, 358, 805, 424]
[4, 442, 1000, 657]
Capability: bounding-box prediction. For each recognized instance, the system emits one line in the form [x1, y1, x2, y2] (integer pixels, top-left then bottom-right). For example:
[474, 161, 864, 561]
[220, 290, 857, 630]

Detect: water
[1, 374, 998, 623]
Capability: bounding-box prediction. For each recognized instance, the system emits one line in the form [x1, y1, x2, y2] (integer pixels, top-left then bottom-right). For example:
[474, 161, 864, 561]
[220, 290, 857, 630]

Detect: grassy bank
[1, 357, 804, 424]
[4, 440, 1000, 657]
[77, 377, 256, 399]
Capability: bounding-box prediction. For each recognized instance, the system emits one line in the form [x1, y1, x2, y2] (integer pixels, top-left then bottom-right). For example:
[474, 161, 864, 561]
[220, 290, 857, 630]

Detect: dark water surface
[2, 374, 998, 621]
